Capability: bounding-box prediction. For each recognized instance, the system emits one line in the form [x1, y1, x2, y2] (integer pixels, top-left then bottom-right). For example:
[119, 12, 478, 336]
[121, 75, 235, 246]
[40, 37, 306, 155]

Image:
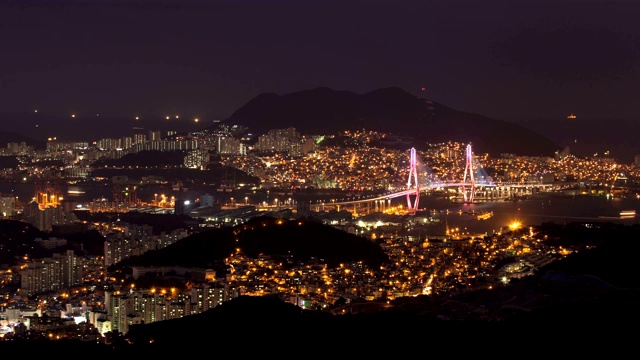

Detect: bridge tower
[461, 143, 475, 203]
[406, 147, 420, 213]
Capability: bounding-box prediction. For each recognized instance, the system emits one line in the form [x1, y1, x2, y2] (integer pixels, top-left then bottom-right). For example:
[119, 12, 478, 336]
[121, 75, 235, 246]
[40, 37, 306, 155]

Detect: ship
[476, 211, 494, 220]
[620, 210, 636, 219]
[567, 113, 577, 119]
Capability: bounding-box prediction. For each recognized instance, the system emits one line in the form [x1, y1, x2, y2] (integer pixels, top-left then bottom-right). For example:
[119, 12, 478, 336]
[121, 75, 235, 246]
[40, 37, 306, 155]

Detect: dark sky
[2, 0, 640, 140]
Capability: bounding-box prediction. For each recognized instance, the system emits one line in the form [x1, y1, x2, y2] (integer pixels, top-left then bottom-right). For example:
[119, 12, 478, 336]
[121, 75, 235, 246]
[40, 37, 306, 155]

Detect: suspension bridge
[310, 144, 552, 215]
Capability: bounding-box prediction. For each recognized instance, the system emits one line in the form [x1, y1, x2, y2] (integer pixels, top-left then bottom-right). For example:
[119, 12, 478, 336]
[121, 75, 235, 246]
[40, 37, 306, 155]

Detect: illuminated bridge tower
[461, 143, 475, 203]
[406, 147, 420, 213]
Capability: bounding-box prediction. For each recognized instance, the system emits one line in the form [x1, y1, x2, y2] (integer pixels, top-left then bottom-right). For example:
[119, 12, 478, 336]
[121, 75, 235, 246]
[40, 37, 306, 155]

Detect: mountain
[222, 87, 562, 158]
[0, 220, 51, 266]
[519, 118, 640, 164]
[0, 130, 46, 150]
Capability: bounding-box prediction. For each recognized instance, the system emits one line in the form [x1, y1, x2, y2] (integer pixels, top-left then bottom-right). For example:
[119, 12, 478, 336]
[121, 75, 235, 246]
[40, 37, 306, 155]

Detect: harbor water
[1, 182, 638, 236]
[415, 193, 640, 236]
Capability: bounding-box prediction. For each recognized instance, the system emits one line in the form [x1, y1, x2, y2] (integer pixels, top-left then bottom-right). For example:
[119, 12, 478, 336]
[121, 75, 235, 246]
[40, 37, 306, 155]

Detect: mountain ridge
[223, 87, 562, 158]
[4, 87, 635, 162]
[0, 130, 46, 150]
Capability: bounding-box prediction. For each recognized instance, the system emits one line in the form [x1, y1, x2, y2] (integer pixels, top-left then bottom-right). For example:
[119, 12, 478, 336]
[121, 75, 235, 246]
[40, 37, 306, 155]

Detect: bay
[416, 193, 640, 236]
[2, 182, 638, 237]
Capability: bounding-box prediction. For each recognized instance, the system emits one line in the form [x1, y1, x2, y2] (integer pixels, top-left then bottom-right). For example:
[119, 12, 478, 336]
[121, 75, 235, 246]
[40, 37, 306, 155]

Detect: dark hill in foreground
[222, 87, 562, 157]
[121, 291, 638, 354]
[3, 222, 639, 354]
[112, 216, 389, 270]
[118, 222, 640, 351]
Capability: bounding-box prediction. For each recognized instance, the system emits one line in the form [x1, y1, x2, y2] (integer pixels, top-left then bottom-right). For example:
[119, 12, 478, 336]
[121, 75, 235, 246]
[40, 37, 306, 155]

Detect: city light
[509, 221, 522, 230]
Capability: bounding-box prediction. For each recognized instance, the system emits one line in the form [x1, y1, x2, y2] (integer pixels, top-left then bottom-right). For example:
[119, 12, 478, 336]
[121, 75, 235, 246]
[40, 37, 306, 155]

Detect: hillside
[221, 87, 562, 157]
[0, 220, 50, 266]
[3, 221, 639, 354]
[0, 130, 46, 150]
[111, 215, 390, 271]
[117, 222, 640, 349]
[0, 220, 107, 265]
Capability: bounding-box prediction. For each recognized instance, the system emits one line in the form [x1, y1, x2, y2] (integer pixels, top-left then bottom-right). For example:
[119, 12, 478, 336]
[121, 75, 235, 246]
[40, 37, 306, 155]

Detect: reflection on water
[418, 193, 640, 236]
[0, 182, 165, 203]
[66, 186, 86, 196]
[1, 182, 638, 236]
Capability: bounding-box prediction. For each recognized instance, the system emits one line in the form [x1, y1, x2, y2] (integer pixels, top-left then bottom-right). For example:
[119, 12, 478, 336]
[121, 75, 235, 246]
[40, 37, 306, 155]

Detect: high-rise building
[216, 135, 245, 155]
[184, 149, 210, 168]
[18, 250, 82, 296]
[133, 133, 147, 145]
[0, 194, 16, 217]
[255, 127, 301, 154]
[148, 130, 162, 141]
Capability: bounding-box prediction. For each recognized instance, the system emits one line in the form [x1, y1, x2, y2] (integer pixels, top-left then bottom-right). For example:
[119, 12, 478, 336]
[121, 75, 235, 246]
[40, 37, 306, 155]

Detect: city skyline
[1, 1, 640, 347]
[4, 86, 639, 164]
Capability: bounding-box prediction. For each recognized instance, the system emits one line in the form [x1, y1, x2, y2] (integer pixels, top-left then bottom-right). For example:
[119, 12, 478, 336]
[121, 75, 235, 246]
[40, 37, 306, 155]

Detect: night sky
[2, 0, 640, 154]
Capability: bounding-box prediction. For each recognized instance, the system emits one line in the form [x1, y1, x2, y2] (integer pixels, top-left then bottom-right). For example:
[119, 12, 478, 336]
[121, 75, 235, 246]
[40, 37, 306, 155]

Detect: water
[2, 182, 638, 235]
[0, 182, 171, 204]
[417, 193, 640, 236]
